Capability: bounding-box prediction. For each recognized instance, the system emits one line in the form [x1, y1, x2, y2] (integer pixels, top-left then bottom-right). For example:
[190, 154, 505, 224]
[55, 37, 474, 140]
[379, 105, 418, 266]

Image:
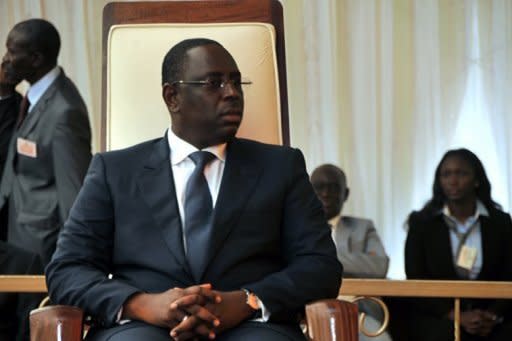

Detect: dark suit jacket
[0, 69, 91, 264]
[405, 209, 512, 318]
[46, 136, 342, 331]
[0, 241, 44, 341]
[0, 92, 20, 180]
[0, 93, 20, 241]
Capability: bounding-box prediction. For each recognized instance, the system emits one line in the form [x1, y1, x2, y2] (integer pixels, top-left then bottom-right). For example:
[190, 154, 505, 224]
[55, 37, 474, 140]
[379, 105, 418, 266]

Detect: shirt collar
[167, 127, 226, 165]
[26, 66, 60, 111]
[328, 213, 342, 229]
[441, 200, 489, 221]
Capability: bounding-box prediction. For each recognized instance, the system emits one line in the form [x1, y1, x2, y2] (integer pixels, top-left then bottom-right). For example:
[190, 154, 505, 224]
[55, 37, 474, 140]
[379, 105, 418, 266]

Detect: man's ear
[343, 188, 350, 203]
[32, 51, 45, 69]
[162, 83, 179, 113]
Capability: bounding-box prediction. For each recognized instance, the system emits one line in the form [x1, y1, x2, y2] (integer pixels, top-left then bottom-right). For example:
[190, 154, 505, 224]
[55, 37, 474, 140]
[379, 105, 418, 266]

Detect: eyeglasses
[312, 182, 341, 194]
[171, 78, 252, 90]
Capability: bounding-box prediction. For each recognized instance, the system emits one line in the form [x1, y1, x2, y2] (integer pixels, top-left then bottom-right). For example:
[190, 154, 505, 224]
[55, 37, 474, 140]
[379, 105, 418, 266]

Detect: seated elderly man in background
[311, 164, 389, 278]
[311, 164, 391, 341]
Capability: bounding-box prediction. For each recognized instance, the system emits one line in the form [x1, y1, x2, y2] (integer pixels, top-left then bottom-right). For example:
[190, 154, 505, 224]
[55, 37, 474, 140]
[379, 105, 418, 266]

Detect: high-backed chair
[101, 0, 289, 151]
[31, 1, 358, 340]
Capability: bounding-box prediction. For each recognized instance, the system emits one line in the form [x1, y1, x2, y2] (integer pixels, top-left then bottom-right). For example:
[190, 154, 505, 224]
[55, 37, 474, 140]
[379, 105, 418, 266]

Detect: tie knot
[189, 151, 215, 168]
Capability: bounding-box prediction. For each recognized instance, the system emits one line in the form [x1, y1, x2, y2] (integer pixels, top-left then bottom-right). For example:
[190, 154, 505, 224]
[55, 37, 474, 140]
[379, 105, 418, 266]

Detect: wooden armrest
[30, 305, 84, 341]
[305, 299, 359, 341]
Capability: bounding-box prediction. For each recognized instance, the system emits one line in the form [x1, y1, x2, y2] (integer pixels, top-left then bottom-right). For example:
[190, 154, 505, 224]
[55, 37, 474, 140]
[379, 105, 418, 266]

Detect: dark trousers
[8, 196, 59, 267]
[86, 321, 306, 341]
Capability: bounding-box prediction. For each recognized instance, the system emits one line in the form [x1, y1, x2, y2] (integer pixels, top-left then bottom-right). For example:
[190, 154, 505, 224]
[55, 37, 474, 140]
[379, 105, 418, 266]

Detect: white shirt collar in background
[26, 66, 60, 112]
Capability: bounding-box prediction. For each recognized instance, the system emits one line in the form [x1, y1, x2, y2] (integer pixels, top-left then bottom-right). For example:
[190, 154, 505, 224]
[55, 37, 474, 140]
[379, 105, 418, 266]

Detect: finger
[183, 283, 212, 294]
[172, 293, 207, 309]
[184, 304, 220, 327]
[170, 329, 196, 341]
[169, 310, 189, 328]
[171, 314, 215, 340]
[171, 315, 202, 335]
[194, 323, 217, 340]
[184, 284, 221, 304]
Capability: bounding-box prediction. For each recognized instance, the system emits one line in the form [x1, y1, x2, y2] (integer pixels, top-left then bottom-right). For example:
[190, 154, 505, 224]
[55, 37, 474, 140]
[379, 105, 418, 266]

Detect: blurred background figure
[311, 164, 389, 278]
[405, 148, 512, 341]
[0, 61, 21, 241]
[0, 18, 91, 266]
[311, 163, 391, 341]
[0, 61, 21, 179]
[0, 240, 44, 341]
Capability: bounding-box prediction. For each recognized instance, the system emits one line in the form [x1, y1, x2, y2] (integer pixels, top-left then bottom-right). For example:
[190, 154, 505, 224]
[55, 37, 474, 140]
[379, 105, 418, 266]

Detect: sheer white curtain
[1, 0, 510, 278]
[281, 0, 512, 278]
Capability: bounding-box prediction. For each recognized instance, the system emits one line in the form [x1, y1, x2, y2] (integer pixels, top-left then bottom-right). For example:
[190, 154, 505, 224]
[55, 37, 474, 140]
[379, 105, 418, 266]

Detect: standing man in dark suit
[0, 19, 92, 266]
[46, 38, 342, 341]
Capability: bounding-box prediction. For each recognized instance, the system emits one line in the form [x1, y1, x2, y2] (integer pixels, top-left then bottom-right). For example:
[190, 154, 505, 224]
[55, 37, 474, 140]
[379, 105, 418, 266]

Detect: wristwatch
[242, 288, 262, 318]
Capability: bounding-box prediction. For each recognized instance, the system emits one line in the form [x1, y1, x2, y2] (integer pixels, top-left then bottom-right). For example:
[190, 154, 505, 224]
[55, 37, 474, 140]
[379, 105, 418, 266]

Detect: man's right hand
[122, 283, 221, 339]
[0, 62, 20, 97]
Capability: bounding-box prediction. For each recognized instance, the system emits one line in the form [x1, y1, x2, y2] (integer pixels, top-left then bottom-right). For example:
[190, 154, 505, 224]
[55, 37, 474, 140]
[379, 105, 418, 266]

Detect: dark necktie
[16, 95, 30, 129]
[184, 151, 216, 282]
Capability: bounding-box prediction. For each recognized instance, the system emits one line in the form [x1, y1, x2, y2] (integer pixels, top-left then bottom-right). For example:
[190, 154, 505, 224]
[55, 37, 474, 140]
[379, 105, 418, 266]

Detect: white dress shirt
[167, 128, 226, 251]
[443, 200, 487, 279]
[26, 66, 60, 113]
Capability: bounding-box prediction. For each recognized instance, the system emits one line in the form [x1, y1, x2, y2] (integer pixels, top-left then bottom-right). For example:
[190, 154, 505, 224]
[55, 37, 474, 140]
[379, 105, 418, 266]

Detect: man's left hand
[170, 289, 255, 339]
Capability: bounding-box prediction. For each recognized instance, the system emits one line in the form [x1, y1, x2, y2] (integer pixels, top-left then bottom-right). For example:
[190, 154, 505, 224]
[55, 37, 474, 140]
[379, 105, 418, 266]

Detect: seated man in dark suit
[311, 164, 391, 341]
[46, 38, 342, 341]
[0, 241, 44, 341]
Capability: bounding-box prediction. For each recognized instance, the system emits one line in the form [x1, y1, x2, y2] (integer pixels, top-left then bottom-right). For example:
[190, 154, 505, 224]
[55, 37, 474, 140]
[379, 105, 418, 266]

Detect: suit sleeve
[46, 154, 140, 327]
[339, 220, 389, 278]
[0, 96, 18, 179]
[487, 213, 512, 316]
[52, 107, 91, 225]
[244, 149, 343, 320]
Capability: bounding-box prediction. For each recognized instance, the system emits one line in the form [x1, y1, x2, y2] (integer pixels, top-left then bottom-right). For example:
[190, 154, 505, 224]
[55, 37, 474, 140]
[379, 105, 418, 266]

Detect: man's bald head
[311, 164, 349, 220]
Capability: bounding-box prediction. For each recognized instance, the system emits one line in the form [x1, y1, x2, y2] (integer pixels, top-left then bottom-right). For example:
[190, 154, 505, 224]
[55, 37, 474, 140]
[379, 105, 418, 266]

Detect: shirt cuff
[257, 296, 270, 322]
[116, 307, 131, 325]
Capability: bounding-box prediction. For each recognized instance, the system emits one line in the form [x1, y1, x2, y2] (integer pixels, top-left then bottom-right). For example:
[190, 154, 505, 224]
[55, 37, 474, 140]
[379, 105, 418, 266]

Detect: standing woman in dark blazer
[405, 148, 512, 341]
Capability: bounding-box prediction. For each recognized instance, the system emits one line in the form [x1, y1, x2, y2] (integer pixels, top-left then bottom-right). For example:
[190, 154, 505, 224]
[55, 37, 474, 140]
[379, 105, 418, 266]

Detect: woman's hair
[417, 148, 501, 217]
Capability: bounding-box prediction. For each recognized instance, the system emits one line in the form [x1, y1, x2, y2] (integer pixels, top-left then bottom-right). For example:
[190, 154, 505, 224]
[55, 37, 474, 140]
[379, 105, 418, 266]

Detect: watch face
[244, 290, 260, 310]
[248, 294, 260, 310]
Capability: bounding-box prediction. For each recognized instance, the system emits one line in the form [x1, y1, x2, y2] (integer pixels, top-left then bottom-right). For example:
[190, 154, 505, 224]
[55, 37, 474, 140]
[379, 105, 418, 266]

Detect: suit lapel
[19, 73, 61, 135]
[136, 137, 190, 276]
[338, 217, 352, 251]
[200, 139, 261, 280]
[433, 216, 459, 278]
[477, 215, 494, 279]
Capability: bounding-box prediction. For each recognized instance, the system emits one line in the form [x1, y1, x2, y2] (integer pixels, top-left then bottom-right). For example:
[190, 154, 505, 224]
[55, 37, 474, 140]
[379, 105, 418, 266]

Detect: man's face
[2, 30, 36, 82]
[0, 61, 22, 87]
[168, 44, 244, 149]
[311, 169, 348, 220]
